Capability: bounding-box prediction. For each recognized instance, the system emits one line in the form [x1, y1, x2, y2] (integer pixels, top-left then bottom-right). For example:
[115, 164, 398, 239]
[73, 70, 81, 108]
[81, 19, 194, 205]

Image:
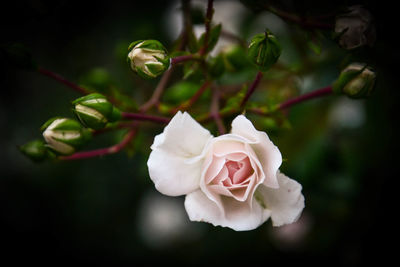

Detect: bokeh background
[1, 0, 398, 265]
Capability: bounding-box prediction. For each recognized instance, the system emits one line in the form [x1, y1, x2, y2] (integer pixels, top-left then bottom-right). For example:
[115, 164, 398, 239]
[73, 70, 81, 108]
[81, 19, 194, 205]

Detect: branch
[278, 85, 333, 110]
[121, 112, 170, 124]
[170, 80, 211, 114]
[38, 67, 89, 95]
[199, 0, 214, 56]
[171, 54, 198, 65]
[240, 71, 263, 108]
[210, 85, 226, 134]
[60, 128, 137, 160]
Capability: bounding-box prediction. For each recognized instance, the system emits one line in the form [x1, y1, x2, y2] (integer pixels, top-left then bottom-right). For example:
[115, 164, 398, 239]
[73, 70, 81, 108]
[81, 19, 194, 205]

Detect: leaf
[199, 24, 222, 53]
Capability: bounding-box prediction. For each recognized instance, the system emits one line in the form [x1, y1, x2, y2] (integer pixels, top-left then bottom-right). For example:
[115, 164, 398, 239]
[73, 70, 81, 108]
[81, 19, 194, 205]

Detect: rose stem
[170, 54, 197, 65]
[139, 67, 175, 113]
[199, 0, 214, 56]
[38, 67, 89, 95]
[121, 112, 170, 124]
[240, 71, 263, 108]
[60, 128, 137, 160]
[170, 80, 211, 114]
[278, 85, 333, 110]
[210, 85, 226, 134]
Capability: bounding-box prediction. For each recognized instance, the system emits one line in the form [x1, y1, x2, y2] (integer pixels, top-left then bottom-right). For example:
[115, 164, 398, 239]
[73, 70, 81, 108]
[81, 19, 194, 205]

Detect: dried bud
[127, 40, 170, 79]
[335, 5, 376, 50]
[333, 63, 376, 99]
[41, 118, 91, 155]
[72, 93, 121, 130]
[19, 139, 49, 162]
[247, 31, 281, 72]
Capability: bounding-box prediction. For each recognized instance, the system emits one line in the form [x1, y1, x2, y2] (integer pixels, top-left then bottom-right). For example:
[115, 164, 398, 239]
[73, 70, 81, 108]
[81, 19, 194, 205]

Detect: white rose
[147, 111, 305, 231]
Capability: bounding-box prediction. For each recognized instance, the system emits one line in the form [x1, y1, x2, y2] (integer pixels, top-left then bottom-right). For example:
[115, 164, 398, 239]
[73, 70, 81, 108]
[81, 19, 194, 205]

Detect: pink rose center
[206, 152, 255, 201]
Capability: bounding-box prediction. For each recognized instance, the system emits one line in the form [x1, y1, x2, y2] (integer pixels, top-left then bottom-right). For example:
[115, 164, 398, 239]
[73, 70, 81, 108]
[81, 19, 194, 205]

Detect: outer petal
[185, 190, 272, 231]
[148, 111, 213, 196]
[231, 115, 282, 189]
[257, 172, 305, 227]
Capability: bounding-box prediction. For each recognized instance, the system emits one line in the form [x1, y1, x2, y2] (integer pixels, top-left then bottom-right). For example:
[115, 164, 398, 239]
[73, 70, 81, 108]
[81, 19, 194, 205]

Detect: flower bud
[333, 63, 376, 99]
[41, 118, 91, 155]
[127, 40, 170, 79]
[19, 139, 49, 162]
[335, 5, 376, 50]
[247, 31, 281, 72]
[72, 93, 121, 130]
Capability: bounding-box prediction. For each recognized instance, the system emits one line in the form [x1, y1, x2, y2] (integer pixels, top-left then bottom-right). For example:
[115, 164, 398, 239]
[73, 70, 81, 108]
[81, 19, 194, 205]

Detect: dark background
[0, 0, 398, 265]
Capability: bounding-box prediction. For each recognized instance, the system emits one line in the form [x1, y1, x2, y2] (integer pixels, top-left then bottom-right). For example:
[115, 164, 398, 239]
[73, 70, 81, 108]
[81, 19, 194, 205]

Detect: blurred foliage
[0, 0, 398, 265]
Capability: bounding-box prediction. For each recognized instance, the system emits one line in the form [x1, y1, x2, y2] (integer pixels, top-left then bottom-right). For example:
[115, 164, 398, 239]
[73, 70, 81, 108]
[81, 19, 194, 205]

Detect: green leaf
[199, 24, 222, 53]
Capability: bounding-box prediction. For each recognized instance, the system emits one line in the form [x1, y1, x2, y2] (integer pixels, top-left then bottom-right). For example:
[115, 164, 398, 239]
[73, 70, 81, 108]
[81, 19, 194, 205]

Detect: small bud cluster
[20, 93, 121, 160]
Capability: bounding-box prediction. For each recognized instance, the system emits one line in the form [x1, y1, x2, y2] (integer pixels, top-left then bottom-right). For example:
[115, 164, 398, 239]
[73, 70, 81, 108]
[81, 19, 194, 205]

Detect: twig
[240, 71, 263, 108]
[171, 54, 197, 65]
[210, 85, 226, 134]
[278, 86, 333, 110]
[38, 67, 89, 95]
[170, 80, 211, 114]
[60, 128, 137, 160]
[121, 112, 170, 124]
[199, 0, 214, 56]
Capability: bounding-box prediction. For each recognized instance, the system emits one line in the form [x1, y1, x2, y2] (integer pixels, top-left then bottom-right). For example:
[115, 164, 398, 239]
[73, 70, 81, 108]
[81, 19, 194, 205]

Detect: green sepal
[199, 24, 222, 53]
[135, 66, 154, 79]
[51, 118, 84, 132]
[109, 107, 122, 122]
[72, 93, 107, 105]
[128, 40, 144, 51]
[73, 109, 107, 130]
[40, 117, 62, 132]
[53, 127, 92, 148]
[247, 31, 282, 72]
[136, 40, 167, 52]
[146, 62, 167, 76]
[332, 66, 366, 94]
[19, 139, 49, 162]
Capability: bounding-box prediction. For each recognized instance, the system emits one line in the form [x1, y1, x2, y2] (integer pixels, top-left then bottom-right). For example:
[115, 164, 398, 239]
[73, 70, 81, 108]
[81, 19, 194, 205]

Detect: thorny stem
[170, 80, 211, 114]
[240, 71, 263, 108]
[121, 112, 170, 124]
[38, 67, 89, 95]
[60, 128, 137, 160]
[199, 0, 214, 56]
[210, 85, 226, 134]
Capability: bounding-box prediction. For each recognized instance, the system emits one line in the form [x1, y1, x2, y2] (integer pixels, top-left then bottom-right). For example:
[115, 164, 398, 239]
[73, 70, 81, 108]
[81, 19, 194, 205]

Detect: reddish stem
[210, 85, 226, 134]
[171, 55, 196, 65]
[278, 86, 333, 110]
[38, 67, 89, 95]
[60, 129, 136, 160]
[240, 71, 263, 108]
[199, 0, 214, 56]
[170, 80, 211, 114]
[121, 112, 170, 124]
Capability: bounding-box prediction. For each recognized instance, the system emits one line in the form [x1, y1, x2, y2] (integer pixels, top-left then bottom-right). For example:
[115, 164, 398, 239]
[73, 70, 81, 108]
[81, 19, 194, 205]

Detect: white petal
[148, 111, 213, 196]
[185, 190, 272, 231]
[258, 172, 305, 227]
[231, 115, 282, 188]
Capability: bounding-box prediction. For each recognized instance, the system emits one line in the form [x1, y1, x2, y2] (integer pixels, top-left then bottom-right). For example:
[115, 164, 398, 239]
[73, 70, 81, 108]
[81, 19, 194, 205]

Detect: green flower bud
[41, 118, 92, 155]
[247, 31, 282, 72]
[127, 40, 170, 79]
[333, 63, 376, 99]
[19, 139, 49, 162]
[72, 93, 121, 130]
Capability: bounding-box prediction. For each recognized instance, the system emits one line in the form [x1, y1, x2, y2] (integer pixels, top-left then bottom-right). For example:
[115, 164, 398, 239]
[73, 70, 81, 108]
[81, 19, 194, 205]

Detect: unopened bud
[72, 93, 121, 130]
[333, 63, 376, 99]
[127, 40, 170, 79]
[41, 118, 91, 155]
[335, 5, 376, 50]
[247, 31, 281, 72]
[19, 139, 49, 162]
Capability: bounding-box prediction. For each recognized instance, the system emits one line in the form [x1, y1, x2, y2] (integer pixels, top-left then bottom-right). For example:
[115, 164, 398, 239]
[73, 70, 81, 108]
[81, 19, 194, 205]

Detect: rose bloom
[147, 112, 304, 231]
